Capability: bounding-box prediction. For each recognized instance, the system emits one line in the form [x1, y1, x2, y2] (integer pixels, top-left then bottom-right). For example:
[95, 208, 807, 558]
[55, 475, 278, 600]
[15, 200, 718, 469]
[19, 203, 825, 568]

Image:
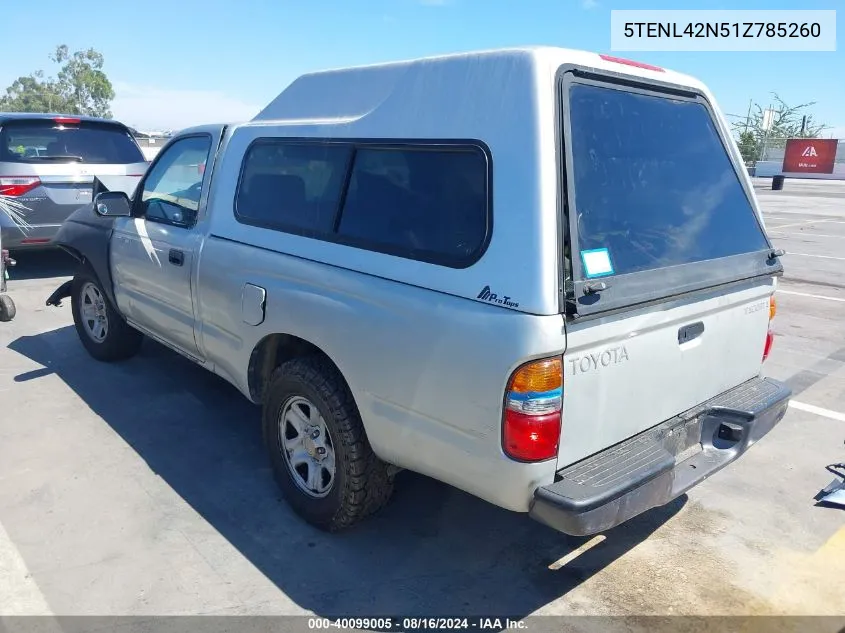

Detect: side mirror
[94, 191, 131, 217]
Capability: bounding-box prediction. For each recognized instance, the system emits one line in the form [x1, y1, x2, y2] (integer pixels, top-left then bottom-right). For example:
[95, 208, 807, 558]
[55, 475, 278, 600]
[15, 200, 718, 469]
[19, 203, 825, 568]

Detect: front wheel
[263, 356, 395, 531]
[71, 269, 142, 362]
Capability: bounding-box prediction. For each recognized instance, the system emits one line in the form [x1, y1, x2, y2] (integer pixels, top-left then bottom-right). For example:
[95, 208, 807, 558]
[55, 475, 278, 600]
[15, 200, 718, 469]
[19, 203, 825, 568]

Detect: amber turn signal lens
[769, 295, 777, 321]
[509, 358, 563, 394]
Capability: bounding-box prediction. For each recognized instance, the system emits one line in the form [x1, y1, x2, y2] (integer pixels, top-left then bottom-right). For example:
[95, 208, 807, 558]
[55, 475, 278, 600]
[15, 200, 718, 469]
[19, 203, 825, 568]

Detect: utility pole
[744, 98, 752, 134]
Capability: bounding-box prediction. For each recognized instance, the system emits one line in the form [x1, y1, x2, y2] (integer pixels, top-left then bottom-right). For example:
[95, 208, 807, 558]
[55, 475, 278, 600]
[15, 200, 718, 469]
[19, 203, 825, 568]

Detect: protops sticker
[581, 248, 614, 278]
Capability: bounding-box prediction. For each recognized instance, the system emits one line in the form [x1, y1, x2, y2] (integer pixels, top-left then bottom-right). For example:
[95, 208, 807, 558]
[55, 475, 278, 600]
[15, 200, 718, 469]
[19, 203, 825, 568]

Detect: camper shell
[48, 47, 790, 536]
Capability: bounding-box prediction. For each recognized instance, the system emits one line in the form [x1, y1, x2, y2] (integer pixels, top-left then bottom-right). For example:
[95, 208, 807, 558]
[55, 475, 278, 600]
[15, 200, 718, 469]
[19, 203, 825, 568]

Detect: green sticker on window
[581, 248, 614, 278]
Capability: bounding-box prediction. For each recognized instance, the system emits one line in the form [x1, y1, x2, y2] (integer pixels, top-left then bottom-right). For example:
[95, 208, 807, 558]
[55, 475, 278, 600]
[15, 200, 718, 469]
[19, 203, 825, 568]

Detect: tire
[263, 356, 394, 531]
[0, 294, 15, 322]
[71, 268, 143, 362]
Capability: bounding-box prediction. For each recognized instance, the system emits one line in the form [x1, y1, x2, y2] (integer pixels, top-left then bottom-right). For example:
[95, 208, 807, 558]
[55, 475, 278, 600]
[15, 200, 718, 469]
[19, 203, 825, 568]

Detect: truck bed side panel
[195, 235, 567, 512]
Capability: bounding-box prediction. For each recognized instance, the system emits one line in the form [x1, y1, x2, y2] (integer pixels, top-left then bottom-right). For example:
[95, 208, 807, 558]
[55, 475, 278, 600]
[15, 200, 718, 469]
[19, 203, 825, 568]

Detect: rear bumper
[0, 223, 61, 250]
[530, 376, 791, 536]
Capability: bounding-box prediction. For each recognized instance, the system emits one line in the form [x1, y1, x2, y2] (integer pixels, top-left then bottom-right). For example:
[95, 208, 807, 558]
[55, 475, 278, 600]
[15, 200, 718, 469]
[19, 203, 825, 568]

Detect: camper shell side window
[233, 138, 492, 269]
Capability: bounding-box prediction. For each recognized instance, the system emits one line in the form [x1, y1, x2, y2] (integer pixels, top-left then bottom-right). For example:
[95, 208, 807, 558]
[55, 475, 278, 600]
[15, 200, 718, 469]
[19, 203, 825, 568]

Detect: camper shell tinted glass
[233, 139, 491, 268]
[339, 146, 489, 264]
[559, 69, 781, 317]
[235, 141, 352, 234]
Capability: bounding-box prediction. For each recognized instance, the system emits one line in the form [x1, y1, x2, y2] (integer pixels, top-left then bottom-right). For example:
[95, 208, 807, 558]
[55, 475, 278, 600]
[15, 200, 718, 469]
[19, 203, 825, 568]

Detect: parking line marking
[815, 526, 845, 557]
[548, 535, 606, 570]
[771, 232, 845, 239]
[0, 519, 53, 615]
[769, 219, 845, 230]
[790, 401, 845, 422]
[786, 253, 845, 261]
[778, 290, 845, 303]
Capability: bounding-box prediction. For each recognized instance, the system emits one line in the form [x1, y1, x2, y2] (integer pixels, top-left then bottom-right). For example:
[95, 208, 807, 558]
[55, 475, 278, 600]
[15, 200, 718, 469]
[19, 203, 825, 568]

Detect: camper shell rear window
[559, 70, 780, 317]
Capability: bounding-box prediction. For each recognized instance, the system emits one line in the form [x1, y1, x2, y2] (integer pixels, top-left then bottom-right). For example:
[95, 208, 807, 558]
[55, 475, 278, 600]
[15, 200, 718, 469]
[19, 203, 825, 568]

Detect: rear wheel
[71, 268, 142, 361]
[262, 356, 394, 531]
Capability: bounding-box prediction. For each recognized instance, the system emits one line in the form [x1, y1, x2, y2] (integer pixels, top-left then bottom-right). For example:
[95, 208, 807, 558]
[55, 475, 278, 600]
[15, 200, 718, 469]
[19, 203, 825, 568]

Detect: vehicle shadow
[8, 326, 686, 619]
[6, 249, 77, 281]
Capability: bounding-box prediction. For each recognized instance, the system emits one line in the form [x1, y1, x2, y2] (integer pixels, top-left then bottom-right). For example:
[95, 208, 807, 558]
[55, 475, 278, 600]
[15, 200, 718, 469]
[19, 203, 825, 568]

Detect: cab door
[110, 134, 213, 358]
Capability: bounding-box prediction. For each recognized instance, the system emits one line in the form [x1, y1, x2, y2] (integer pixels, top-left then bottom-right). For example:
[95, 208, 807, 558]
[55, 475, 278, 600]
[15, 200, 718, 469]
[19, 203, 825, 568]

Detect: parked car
[0, 113, 148, 251]
[47, 47, 791, 536]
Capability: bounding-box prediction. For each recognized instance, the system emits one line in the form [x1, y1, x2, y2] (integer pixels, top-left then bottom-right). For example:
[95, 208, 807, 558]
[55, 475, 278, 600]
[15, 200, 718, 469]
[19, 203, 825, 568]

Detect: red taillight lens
[763, 329, 774, 362]
[53, 117, 81, 125]
[762, 294, 777, 362]
[0, 177, 41, 197]
[502, 357, 563, 462]
[503, 410, 562, 462]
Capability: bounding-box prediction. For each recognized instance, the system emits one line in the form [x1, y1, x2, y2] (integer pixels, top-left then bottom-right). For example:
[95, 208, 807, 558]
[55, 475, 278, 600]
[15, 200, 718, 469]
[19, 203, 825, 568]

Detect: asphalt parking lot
[1, 178, 844, 620]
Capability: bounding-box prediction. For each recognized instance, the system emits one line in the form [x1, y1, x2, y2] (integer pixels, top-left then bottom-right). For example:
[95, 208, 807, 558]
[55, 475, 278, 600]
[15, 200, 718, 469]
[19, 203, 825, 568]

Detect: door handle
[168, 249, 184, 266]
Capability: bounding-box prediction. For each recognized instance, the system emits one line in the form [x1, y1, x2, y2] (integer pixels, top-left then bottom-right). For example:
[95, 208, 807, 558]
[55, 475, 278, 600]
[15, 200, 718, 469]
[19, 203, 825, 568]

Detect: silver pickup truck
[47, 47, 791, 535]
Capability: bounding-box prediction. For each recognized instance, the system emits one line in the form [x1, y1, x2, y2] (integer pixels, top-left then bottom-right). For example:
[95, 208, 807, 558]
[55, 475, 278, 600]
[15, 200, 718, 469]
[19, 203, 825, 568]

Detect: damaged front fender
[48, 202, 118, 309]
[46, 280, 74, 308]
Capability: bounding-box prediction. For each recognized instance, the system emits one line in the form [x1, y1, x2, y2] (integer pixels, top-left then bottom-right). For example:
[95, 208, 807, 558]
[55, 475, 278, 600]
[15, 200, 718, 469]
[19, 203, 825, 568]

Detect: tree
[0, 71, 65, 113]
[735, 131, 760, 166]
[51, 45, 114, 118]
[0, 45, 114, 118]
[732, 93, 829, 163]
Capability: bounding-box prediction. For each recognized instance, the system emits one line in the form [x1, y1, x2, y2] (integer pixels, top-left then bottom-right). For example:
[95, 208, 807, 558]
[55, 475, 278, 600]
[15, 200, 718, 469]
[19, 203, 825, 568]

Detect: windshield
[0, 120, 145, 165]
[568, 82, 769, 280]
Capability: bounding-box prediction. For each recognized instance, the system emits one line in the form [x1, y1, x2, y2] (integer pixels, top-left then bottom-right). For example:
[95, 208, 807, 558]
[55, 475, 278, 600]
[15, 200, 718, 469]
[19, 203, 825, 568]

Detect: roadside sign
[782, 138, 839, 174]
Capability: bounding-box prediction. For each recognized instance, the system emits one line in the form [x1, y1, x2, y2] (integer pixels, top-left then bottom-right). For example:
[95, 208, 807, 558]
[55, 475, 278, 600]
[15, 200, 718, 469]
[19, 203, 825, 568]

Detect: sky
[1, 0, 842, 136]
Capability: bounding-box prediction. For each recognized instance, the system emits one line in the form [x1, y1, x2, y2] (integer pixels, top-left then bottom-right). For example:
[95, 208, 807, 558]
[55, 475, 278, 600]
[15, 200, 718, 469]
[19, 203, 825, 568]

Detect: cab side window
[139, 135, 212, 228]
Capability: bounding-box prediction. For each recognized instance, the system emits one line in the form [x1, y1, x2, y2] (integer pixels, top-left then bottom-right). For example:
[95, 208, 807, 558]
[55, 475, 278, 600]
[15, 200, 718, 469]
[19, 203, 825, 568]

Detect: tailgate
[559, 280, 774, 466]
[556, 70, 782, 467]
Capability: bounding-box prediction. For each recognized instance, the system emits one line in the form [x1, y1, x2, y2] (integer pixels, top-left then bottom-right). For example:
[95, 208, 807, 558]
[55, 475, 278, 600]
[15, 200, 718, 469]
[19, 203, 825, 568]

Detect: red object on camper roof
[599, 54, 665, 73]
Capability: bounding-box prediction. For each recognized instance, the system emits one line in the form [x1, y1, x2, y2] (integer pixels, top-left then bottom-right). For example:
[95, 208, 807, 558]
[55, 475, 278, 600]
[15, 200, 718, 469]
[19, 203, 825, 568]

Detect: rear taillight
[763, 295, 777, 362]
[503, 357, 563, 462]
[763, 330, 774, 362]
[53, 116, 81, 125]
[0, 177, 41, 197]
